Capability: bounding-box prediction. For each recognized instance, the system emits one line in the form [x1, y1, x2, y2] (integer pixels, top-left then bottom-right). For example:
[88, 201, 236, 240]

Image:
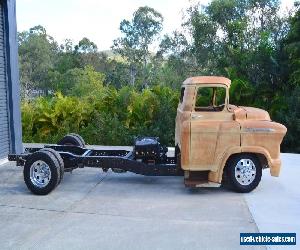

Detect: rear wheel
[24, 151, 62, 195]
[58, 133, 85, 147]
[69, 133, 85, 146]
[226, 154, 262, 193]
[39, 148, 64, 184]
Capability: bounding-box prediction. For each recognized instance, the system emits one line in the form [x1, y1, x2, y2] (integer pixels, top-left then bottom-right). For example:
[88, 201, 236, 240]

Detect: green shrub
[22, 93, 94, 143]
[274, 86, 300, 153]
[22, 85, 179, 146]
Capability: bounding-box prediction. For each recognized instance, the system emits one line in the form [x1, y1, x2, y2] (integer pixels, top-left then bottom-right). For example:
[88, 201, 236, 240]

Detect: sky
[17, 0, 294, 51]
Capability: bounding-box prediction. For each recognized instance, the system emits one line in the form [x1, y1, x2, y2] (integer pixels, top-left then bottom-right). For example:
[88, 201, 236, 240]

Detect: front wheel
[225, 154, 262, 193]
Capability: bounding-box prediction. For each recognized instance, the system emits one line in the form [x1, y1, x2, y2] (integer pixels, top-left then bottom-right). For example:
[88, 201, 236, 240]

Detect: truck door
[175, 86, 195, 148]
[189, 86, 238, 171]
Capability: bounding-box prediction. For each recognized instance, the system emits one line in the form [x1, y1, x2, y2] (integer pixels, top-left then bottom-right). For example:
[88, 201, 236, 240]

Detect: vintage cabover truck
[175, 76, 287, 192]
[9, 76, 287, 195]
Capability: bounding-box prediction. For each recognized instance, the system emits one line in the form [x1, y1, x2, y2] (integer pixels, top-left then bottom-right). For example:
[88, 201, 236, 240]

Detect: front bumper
[269, 158, 281, 177]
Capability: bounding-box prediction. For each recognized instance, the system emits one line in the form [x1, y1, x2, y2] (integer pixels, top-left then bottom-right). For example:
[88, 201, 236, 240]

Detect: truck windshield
[195, 87, 226, 112]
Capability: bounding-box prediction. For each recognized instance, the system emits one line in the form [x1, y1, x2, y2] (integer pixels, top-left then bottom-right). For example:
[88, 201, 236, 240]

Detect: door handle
[191, 114, 203, 119]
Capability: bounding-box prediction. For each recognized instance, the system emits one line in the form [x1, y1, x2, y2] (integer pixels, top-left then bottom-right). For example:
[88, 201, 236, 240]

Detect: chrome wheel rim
[30, 160, 51, 188]
[234, 159, 256, 186]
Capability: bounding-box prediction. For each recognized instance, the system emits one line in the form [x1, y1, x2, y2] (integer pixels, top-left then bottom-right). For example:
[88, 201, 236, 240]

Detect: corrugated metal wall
[0, 1, 10, 159]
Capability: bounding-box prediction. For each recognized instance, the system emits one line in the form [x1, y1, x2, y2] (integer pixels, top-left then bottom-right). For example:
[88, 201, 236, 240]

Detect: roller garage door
[0, 0, 22, 160]
[0, 1, 10, 159]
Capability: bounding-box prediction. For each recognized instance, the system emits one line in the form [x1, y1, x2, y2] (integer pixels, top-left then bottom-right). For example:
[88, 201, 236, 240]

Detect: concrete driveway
[0, 152, 298, 250]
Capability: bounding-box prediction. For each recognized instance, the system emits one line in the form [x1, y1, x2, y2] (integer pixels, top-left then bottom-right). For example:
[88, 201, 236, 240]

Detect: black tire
[225, 153, 262, 193]
[58, 133, 85, 147]
[24, 151, 62, 195]
[176, 152, 184, 176]
[69, 133, 85, 146]
[40, 148, 64, 185]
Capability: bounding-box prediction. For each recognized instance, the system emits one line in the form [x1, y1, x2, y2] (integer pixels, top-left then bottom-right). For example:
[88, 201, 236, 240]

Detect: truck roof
[183, 76, 231, 87]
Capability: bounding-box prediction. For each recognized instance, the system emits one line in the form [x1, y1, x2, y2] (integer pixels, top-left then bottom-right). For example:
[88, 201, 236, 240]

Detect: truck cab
[175, 76, 287, 192]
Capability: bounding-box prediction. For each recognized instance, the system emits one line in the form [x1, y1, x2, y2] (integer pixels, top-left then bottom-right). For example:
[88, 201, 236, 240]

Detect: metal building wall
[0, 0, 22, 159]
[0, 1, 10, 158]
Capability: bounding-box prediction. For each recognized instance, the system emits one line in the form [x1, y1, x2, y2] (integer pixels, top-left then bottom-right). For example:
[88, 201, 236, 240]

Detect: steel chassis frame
[8, 145, 182, 176]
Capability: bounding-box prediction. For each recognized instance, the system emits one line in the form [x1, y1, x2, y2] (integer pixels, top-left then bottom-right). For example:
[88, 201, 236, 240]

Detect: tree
[112, 6, 163, 86]
[75, 37, 98, 53]
[283, 7, 300, 86]
[274, 6, 300, 153]
[18, 25, 58, 98]
[275, 86, 300, 152]
[54, 66, 105, 96]
[155, 31, 192, 88]
[55, 39, 81, 74]
[158, 31, 189, 58]
[184, 0, 290, 111]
